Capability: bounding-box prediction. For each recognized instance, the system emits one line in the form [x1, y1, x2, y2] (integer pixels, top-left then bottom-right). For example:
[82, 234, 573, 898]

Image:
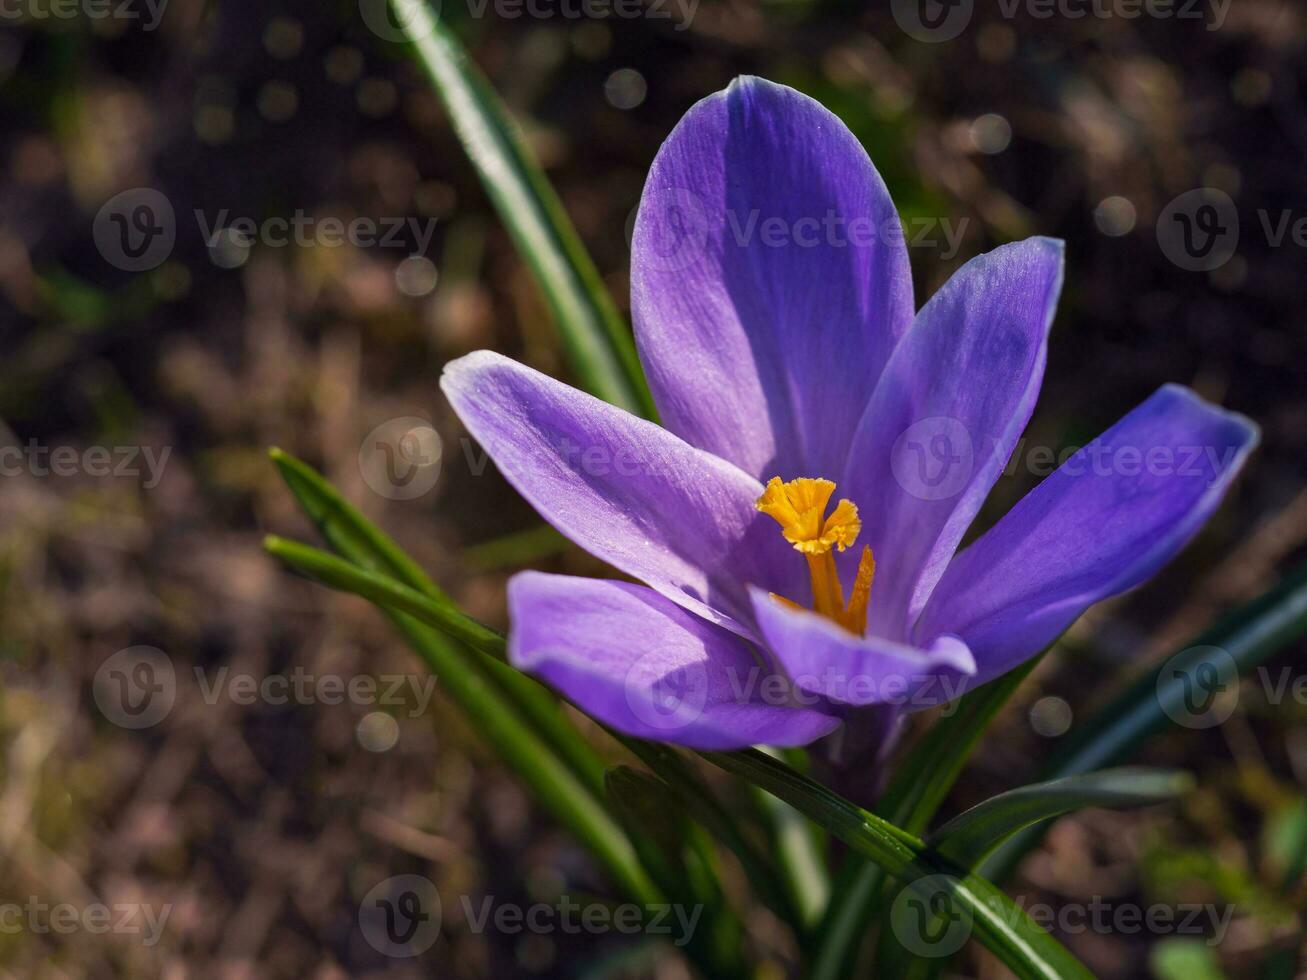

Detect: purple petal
[631, 76, 914, 482]
[441, 351, 803, 636]
[750, 588, 975, 708]
[509, 572, 841, 750]
[841, 238, 1064, 640]
[917, 385, 1259, 687]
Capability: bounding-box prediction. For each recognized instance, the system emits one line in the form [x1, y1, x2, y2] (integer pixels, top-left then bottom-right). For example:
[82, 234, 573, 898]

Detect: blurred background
[1, 0, 1305, 976]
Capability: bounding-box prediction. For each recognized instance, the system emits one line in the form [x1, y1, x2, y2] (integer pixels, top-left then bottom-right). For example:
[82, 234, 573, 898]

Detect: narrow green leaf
[265, 534, 505, 658]
[465, 524, 570, 571]
[387, 0, 654, 417]
[268, 449, 609, 802]
[701, 749, 1095, 980]
[756, 747, 829, 930]
[385, 607, 660, 906]
[619, 739, 806, 932]
[605, 766, 749, 978]
[984, 563, 1307, 881]
[810, 659, 1040, 980]
[929, 767, 1193, 869]
[269, 446, 445, 600]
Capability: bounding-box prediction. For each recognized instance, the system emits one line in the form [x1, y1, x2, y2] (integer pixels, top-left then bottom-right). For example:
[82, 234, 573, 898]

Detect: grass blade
[387, 0, 654, 417]
[701, 749, 1095, 980]
[929, 767, 1193, 868]
[983, 563, 1307, 880]
[810, 660, 1040, 980]
[268, 449, 609, 801]
[619, 739, 806, 932]
[265, 534, 505, 658]
[385, 606, 660, 905]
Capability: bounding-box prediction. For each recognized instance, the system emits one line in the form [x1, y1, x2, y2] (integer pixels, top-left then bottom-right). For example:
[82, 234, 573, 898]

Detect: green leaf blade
[811, 660, 1040, 980]
[929, 767, 1194, 869]
[984, 563, 1307, 881]
[389, 0, 654, 417]
[703, 749, 1096, 980]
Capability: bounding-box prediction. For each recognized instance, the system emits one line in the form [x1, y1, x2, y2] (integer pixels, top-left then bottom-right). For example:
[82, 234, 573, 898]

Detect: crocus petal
[509, 572, 841, 750]
[917, 385, 1259, 688]
[841, 238, 1064, 640]
[441, 351, 803, 636]
[631, 75, 914, 482]
[750, 587, 975, 708]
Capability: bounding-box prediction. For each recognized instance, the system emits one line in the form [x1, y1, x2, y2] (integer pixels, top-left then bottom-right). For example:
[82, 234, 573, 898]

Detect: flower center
[756, 476, 875, 635]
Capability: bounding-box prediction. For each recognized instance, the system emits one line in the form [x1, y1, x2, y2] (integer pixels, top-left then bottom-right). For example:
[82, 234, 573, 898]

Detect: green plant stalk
[265, 534, 505, 657]
[757, 747, 829, 930]
[269, 449, 608, 801]
[700, 749, 1094, 980]
[879, 767, 1194, 980]
[983, 562, 1307, 881]
[389, 0, 654, 417]
[810, 659, 1040, 980]
[619, 739, 806, 932]
[264, 457, 801, 946]
[387, 606, 660, 905]
[929, 767, 1194, 868]
[269, 500, 1090, 976]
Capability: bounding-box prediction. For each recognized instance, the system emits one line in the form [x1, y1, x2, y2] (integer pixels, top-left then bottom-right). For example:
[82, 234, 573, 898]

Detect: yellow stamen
[840, 546, 876, 635]
[756, 476, 874, 635]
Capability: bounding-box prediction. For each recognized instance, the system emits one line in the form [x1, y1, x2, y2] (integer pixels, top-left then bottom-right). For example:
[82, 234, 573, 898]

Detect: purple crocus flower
[441, 77, 1258, 752]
